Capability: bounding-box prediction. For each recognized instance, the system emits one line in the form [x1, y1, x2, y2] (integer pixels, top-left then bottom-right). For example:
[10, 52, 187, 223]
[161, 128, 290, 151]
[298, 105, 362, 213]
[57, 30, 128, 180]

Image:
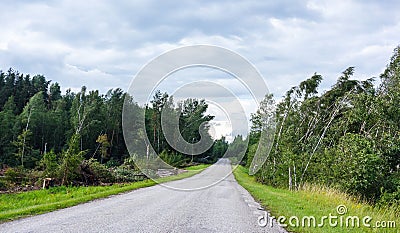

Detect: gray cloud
[0, 0, 399, 99]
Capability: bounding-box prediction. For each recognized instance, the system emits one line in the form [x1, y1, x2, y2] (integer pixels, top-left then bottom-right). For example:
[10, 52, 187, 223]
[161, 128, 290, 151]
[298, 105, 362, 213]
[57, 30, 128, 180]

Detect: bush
[333, 134, 387, 201]
[378, 189, 400, 208]
[4, 167, 24, 184]
[80, 159, 114, 184]
[0, 178, 8, 190]
[105, 158, 120, 168]
[123, 154, 138, 170]
[377, 172, 400, 208]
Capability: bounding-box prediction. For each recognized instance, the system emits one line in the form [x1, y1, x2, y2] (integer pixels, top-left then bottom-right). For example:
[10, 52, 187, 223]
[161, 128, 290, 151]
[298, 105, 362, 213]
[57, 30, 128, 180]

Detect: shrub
[0, 178, 8, 190]
[105, 158, 120, 168]
[123, 154, 138, 170]
[377, 172, 400, 208]
[333, 133, 387, 201]
[39, 150, 59, 178]
[79, 158, 114, 184]
[4, 167, 24, 184]
[378, 189, 400, 208]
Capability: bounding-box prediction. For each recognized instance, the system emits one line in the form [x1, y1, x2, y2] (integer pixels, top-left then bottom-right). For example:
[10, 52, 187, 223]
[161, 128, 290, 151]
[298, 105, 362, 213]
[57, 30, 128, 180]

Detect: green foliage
[4, 168, 23, 183]
[13, 129, 32, 166]
[245, 143, 257, 167]
[332, 134, 387, 200]
[250, 46, 400, 206]
[0, 179, 7, 190]
[80, 158, 113, 183]
[143, 91, 216, 163]
[122, 153, 138, 170]
[1, 69, 218, 185]
[96, 134, 110, 163]
[40, 150, 59, 178]
[59, 134, 85, 185]
[379, 189, 400, 208]
[1, 167, 41, 188]
[227, 135, 247, 158]
[179, 99, 214, 145]
[1, 45, 399, 208]
[105, 158, 120, 168]
[158, 150, 185, 167]
[0, 96, 17, 165]
[377, 171, 400, 208]
[211, 137, 228, 161]
[111, 167, 146, 182]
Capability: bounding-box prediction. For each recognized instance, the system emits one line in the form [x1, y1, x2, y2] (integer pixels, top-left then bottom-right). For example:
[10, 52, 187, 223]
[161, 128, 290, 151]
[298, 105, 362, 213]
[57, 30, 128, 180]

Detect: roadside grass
[233, 165, 399, 233]
[184, 164, 211, 171]
[0, 164, 210, 223]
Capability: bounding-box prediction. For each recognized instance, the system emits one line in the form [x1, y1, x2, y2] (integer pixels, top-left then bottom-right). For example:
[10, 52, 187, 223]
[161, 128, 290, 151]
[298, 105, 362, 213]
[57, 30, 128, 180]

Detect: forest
[0, 45, 399, 210]
[244, 45, 400, 207]
[0, 71, 228, 190]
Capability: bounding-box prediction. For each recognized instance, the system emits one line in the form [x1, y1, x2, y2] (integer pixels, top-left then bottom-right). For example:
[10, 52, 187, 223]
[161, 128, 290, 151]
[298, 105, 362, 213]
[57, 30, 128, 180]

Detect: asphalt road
[0, 159, 286, 233]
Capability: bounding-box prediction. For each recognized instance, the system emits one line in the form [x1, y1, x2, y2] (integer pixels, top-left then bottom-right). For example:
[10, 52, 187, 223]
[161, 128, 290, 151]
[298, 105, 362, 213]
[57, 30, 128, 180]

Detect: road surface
[0, 159, 286, 233]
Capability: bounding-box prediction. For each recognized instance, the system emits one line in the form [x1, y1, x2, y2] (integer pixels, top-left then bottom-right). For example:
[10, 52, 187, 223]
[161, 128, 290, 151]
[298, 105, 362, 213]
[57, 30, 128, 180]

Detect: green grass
[184, 164, 211, 171]
[233, 165, 399, 233]
[0, 164, 210, 222]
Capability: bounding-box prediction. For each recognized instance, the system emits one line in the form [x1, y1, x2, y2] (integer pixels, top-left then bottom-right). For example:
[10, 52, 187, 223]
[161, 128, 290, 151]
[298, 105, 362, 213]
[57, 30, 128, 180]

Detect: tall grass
[233, 165, 399, 233]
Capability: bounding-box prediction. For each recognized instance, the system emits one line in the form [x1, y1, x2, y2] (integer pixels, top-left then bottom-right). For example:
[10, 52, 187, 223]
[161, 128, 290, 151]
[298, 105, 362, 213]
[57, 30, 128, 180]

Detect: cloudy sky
[1, 0, 399, 139]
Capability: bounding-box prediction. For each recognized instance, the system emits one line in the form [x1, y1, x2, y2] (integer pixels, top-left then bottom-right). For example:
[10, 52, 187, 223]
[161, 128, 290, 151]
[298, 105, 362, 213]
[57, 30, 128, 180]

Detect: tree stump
[42, 178, 55, 189]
